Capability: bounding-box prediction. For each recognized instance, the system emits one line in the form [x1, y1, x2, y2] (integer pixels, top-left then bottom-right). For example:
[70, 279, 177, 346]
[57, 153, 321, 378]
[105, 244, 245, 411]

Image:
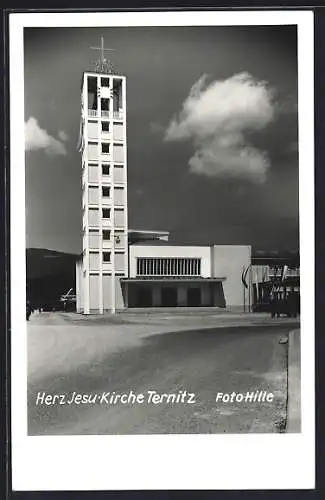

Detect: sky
[24, 25, 299, 254]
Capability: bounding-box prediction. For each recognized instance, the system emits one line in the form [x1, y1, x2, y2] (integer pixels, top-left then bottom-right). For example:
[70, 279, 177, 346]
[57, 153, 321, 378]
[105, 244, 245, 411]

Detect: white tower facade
[77, 67, 128, 314]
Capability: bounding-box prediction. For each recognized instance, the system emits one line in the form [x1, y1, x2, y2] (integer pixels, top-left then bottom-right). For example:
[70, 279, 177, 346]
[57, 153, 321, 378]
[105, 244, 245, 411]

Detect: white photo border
[10, 10, 315, 491]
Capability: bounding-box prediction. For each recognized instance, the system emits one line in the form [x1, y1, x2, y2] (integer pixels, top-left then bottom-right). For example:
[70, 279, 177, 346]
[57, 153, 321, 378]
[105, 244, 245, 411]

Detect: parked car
[59, 288, 77, 311]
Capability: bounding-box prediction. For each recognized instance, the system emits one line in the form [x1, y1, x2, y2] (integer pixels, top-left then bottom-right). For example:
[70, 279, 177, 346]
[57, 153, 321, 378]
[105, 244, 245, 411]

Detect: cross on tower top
[89, 36, 119, 75]
[90, 36, 114, 65]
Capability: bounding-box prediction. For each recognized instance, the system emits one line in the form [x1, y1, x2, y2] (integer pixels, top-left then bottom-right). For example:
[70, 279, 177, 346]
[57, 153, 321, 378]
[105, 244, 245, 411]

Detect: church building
[75, 40, 299, 314]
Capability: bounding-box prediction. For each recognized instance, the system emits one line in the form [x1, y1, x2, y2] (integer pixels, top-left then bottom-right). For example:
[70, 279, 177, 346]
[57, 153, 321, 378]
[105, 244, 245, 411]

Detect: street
[27, 311, 298, 435]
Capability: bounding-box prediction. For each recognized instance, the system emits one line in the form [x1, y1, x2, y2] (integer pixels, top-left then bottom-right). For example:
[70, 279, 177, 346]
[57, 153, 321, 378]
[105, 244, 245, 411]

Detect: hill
[26, 248, 79, 309]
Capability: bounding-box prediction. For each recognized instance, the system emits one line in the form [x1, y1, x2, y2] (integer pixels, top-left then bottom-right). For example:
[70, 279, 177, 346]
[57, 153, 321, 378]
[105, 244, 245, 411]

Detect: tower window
[102, 143, 110, 154]
[87, 76, 98, 110]
[102, 121, 110, 132]
[103, 230, 111, 240]
[113, 79, 122, 112]
[103, 252, 111, 263]
[101, 77, 110, 87]
[101, 98, 110, 118]
[102, 164, 110, 176]
[102, 186, 110, 197]
[102, 208, 110, 219]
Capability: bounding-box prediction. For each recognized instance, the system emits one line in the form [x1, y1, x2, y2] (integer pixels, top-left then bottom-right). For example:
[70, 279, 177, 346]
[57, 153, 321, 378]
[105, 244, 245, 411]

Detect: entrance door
[187, 287, 201, 307]
[135, 286, 153, 307]
[161, 287, 178, 307]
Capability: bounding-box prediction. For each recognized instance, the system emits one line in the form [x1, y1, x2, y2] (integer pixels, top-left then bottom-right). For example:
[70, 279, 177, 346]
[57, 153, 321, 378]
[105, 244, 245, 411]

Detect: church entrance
[187, 287, 201, 307]
[161, 287, 178, 307]
[135, 286, 153, 307]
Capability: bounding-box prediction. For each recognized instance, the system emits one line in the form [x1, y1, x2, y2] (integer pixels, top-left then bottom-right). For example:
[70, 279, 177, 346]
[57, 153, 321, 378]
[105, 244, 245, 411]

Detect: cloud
[276, 94, 298, 116]
[149, 121, 164, 134]
[25, 117, 67, 155]
[165, 72, 275, 183]
[58, 130, 68, 142]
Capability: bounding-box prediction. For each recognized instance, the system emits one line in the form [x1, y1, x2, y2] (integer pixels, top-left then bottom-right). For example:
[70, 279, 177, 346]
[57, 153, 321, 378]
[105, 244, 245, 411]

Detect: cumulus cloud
[149, 121, 165, 134]
[58, 130, 68, 142]
[25, 117, 67, 155]
[165, 72, 275, 183]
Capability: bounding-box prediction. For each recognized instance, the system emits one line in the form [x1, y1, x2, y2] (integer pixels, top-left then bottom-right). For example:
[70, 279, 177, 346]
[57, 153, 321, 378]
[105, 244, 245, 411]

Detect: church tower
[76, 39, 128, 314]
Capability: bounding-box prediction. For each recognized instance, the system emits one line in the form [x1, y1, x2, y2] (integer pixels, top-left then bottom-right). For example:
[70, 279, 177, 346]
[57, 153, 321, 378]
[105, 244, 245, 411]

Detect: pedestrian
[269, 291, 276, 318]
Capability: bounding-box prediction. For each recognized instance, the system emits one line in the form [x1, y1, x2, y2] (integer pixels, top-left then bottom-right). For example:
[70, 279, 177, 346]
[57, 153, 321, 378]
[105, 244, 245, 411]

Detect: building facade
[122, 244, 251, 309]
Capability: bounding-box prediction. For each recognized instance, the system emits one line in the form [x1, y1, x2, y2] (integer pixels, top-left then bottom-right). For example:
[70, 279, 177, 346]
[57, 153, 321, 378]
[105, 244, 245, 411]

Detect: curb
[286, 329, 301, 433]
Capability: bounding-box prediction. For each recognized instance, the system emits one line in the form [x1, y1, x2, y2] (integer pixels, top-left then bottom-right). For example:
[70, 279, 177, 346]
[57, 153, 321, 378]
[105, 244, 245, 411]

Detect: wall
[114, 208, 125, 227]
[88, 208, 99, 227]
[89, 252, 99, 271]
[114, 165, 124, 183]
[89, 273, 99, 310]
[89, 230, 100, 249]
[87, 120, 98, 139]
[115, 252, 125, 272]
[211, 245, 251, 308]
[113, 144, 124, 162]
[88, 186, 99, 205]
[76, 259, 83, 313]
[103, 274, 112, 310]
[88, 164, 99, 183]
[88, 142, 98, 161]
[114, 187, 125, 206]
[103, 274, 125, 310]
[129, 245, 211, 278]
[113, 123, 124, 141]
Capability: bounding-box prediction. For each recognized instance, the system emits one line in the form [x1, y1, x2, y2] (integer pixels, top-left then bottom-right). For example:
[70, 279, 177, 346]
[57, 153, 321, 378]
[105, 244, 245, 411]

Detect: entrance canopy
[121, 277, 226, 283]
[121, 277, 227, 308]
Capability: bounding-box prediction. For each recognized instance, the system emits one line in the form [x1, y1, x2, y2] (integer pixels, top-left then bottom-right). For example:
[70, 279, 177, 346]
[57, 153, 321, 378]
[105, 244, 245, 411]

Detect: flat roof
[128, 229, 170, 244]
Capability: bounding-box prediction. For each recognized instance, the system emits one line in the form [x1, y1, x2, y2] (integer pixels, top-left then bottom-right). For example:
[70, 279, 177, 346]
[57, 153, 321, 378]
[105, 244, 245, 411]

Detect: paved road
[28, 313, 296, 435]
